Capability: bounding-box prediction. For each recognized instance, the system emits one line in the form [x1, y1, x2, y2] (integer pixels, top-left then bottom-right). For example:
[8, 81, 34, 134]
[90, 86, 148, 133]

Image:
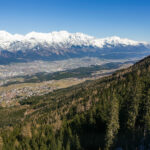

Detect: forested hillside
[1, 56, 150, 150]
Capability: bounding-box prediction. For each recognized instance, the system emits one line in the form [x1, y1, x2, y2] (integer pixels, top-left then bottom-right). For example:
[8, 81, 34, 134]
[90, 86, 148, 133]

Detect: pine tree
[105, 92, 119, 150]
[126, 80, 141, 130]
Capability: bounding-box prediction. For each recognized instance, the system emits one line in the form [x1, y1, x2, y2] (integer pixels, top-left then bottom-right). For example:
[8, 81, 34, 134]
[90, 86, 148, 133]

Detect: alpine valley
[1, 51, 150, 150]
[0, 31, 150, 150]
[0, 30, 150, 80]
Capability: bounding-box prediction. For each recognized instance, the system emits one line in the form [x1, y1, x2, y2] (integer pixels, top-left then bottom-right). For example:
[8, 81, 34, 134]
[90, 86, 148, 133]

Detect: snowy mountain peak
[0, 30, 148, 52]
[0, 30, 13, 41]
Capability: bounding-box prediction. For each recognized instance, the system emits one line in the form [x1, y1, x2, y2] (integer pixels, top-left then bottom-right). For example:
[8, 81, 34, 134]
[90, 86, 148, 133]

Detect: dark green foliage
[1, 56, 150, 149]
[105, 93, 119, 150]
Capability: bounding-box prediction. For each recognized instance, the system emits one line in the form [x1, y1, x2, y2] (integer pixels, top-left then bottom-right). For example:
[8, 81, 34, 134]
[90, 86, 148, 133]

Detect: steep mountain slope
[0, 31, 149, 64]
[1, 56, 150, 149]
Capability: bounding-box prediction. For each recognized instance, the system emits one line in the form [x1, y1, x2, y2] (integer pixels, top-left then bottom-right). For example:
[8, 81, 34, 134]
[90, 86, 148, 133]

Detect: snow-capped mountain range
[0, 30, 148, 51]
[0, 30, 149, 64]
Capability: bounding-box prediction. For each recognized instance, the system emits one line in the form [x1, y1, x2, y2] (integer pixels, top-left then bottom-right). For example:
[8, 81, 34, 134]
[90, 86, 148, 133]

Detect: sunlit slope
[1, 56, 150, 149]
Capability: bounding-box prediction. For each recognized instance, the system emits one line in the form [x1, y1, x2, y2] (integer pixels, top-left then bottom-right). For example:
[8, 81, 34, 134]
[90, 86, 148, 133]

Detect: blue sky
[0, 0, 150, 41]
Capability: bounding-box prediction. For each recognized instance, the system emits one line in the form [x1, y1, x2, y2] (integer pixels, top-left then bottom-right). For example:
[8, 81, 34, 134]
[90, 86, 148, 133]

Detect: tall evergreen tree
[105, 92, 119, 150]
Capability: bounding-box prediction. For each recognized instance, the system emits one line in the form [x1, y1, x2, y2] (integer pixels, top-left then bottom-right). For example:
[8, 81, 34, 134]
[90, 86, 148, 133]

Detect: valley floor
[0, 63, 132, 106]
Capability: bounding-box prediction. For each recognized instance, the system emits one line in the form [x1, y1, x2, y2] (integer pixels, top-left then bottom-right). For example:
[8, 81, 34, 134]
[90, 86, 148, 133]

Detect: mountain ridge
[0, 30, 150, 65]
[0, 30, 148, 51]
